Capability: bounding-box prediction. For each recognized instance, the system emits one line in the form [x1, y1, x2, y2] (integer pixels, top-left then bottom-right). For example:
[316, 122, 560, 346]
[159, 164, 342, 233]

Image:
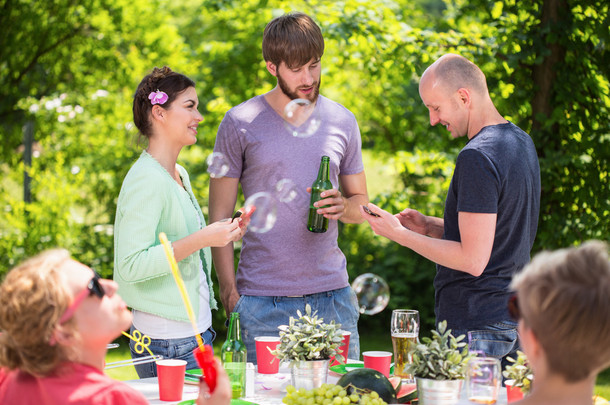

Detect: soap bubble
[275, 178, 298, 203]
[244, 192, 277, 233]
[283, 98, 321, 138]
[206, 152, 229, 178]
[351, 273, 390, 315]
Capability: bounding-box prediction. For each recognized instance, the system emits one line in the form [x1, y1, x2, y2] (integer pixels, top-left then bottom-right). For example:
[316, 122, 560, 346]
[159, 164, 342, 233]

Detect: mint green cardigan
[113, 151, 217, 322]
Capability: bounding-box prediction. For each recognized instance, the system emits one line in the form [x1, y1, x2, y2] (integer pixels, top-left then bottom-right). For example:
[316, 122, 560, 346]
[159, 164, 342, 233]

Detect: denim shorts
[233, 286, 361, 364]
[129, 325, 216, 378]
[453, 321, 520, 372]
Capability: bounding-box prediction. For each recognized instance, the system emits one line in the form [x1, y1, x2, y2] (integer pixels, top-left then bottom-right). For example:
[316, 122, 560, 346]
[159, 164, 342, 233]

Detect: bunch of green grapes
[283, 384, 387, 405]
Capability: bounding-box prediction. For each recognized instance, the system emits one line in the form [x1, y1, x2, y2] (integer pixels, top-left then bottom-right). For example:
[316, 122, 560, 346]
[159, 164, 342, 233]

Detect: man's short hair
[431, 54, 487, 95]
[511, 240, 610, 382]
[262, 12, 324, 69]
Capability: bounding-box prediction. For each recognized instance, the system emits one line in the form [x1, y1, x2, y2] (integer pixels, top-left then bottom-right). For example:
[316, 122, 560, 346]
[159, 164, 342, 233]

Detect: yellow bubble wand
[121, 330, 154, 356]
[106, 331, 159, 369]
[158, 232, 204, 349]
[158, 232, 217, 391]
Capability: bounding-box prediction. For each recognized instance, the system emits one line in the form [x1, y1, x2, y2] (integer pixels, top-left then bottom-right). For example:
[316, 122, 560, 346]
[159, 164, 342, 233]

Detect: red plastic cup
[255, 336, 281, 374]
[506, 384, 524, 403]
[330, 331, 351, 366]
[156, 359, 187, 401]
[363, 351, 392, 377]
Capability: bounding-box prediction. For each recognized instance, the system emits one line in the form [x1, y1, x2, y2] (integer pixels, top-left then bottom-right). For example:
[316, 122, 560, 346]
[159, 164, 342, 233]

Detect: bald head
[418, 54, 505, 139]
[421, 54, 488, 95]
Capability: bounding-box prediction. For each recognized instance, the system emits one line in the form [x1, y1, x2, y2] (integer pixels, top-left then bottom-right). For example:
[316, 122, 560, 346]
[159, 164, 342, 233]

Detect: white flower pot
[416, 377, 463, 405]
[291, 359, 330, 390]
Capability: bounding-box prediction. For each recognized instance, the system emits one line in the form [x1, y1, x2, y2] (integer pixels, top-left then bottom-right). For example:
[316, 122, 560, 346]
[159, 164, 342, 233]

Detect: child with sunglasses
[0, 249, 232, 405]
[509, 240, 610, 405]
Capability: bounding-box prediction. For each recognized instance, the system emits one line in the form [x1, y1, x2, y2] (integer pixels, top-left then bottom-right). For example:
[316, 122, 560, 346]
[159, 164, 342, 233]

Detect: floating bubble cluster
[244, 192, 277, 233]
[283, 98, 321, 138]
[275, 178, 298, 203]
[351, 273, 390, 315]
[206, 152, 229, 178]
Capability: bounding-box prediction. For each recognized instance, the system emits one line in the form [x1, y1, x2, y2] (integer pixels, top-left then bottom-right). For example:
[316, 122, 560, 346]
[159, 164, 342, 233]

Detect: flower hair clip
[148, 89, 168, 105]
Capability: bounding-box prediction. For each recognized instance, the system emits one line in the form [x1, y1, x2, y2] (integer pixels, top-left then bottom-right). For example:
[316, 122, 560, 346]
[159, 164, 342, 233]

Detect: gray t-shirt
[214, 95, 364, 296]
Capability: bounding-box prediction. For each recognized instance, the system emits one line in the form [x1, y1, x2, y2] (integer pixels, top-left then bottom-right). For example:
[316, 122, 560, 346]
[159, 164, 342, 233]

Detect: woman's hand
[232, 206, 254, 238]
[203, 218, 243, 247]
[171, 214, 247, 262]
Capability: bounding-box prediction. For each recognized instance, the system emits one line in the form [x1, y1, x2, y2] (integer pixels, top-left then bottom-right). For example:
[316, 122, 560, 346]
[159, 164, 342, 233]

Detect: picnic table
[124, 362, 508, 405]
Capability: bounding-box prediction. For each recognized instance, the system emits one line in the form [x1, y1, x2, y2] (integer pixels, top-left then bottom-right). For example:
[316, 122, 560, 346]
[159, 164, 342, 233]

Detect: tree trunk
[530, 0, 568, 152]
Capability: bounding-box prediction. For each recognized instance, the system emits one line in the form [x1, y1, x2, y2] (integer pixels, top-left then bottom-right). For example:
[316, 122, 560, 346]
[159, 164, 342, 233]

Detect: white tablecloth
[124, 364, 508, 405]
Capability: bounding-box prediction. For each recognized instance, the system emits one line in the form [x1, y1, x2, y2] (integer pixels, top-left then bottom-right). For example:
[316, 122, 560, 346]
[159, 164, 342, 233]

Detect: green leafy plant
[271, 304, 345, 362]
[502, 350, 533, 395]
[405, 320, 473, 380]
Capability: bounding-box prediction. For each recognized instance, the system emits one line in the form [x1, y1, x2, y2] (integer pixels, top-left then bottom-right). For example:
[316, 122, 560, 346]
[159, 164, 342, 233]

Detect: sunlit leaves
[0, 0, 607, 310]
[0, 0, 192, 273]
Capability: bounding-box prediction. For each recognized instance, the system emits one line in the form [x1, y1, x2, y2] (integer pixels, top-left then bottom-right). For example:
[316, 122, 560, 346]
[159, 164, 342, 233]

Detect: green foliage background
[1, 0, 608, 338]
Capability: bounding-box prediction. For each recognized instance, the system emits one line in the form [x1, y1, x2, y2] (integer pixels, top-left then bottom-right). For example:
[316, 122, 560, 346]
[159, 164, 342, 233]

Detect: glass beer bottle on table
[221, 312, 247, 399]
[308, 155, 332, 233]
[391, 309, 419, 382]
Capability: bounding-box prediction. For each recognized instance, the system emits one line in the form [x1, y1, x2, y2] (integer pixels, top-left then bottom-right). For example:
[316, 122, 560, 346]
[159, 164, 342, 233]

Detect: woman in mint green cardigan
[114, 67, 245, 378]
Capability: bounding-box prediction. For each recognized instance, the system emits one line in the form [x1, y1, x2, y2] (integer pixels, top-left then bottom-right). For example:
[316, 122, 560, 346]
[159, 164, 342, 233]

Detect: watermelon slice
[396, 382, 417, 403]
[389, 376, 402, 393]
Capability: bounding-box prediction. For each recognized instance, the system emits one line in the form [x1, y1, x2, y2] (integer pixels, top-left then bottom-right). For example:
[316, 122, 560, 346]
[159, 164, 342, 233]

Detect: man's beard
[277, 71, 320, 103]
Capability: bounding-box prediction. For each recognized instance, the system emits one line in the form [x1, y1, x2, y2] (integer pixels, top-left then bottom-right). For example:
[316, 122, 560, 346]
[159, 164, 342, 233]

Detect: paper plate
[185, 368, 202, 385]
[231, 400, 259, 405]
[329, 362, 395, 375]
[178, 397, 258, 405]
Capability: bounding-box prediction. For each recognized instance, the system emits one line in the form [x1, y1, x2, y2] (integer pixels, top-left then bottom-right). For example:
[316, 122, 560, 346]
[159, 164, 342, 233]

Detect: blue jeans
[454, 321, 520, 373]
[233, 286, 361, 364]
[129, 325, 216, 378]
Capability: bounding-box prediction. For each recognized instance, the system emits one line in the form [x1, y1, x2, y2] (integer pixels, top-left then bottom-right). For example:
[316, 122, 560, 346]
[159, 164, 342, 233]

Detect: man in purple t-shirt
[209, 12, 369, 362]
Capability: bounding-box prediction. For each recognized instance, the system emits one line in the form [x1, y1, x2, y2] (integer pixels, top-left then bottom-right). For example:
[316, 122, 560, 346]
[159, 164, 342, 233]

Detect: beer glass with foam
[391, 309, 419, 382]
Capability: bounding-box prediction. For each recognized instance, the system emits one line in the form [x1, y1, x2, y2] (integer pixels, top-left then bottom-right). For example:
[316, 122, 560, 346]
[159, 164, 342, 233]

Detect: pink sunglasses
[59, 271, 106, 324]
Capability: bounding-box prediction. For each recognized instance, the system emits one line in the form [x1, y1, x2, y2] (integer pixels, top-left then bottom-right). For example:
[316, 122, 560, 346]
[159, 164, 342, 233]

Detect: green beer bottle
[221, 312, 247, 399]
[308, 155, 332, 233]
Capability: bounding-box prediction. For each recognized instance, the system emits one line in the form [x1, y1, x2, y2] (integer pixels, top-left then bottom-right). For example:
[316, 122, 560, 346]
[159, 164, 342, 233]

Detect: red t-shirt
[0, 363, 149, 405]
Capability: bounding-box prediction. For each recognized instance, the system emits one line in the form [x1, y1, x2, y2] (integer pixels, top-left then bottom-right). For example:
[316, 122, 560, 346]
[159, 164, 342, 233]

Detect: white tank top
[132, 209, 212, 339]
[132, 257, 211, 339]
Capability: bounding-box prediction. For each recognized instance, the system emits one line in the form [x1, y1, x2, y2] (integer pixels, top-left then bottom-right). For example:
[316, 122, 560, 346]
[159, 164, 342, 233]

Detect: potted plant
[502, 350, 533, 403]
[271, 304, 345, 389]
[405, 320, 473, 405]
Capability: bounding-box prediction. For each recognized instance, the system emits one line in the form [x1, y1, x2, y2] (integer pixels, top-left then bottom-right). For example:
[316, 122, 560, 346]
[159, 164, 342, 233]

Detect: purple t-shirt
[214, 94, 364, 296]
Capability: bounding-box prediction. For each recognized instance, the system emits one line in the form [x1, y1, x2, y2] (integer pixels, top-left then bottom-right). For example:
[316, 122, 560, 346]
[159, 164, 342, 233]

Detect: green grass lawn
[104, 338, 138, 381]
[595, 368, 610, 400]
